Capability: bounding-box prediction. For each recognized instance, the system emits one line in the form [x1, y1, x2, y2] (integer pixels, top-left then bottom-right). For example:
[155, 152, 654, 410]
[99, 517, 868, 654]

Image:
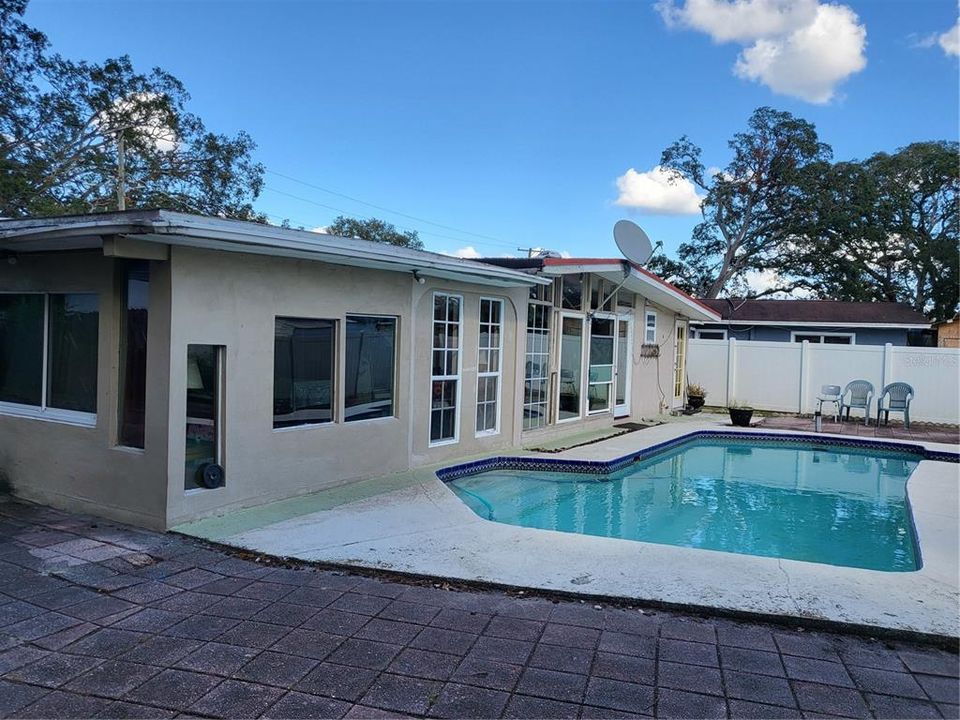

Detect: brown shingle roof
[699, 299, 929, 326]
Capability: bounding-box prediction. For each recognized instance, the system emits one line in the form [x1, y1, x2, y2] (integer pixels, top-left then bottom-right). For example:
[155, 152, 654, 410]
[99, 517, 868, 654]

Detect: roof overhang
[689, 319, 930, 330]
[541, 259, 721, 323]
[0, 210, 549, 289]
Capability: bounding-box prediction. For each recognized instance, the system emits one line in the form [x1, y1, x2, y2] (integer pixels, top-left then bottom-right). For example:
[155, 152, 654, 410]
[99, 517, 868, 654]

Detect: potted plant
[728, 400, 754, 427]
[686, 383, 707, 410]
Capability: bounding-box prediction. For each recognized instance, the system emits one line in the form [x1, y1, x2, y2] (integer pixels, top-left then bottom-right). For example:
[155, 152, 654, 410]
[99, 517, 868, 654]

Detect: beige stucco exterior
[0, 234, 696, 529]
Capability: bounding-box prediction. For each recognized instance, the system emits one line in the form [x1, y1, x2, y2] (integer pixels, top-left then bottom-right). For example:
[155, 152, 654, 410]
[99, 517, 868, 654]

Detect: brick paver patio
[0, 499, 957, 719]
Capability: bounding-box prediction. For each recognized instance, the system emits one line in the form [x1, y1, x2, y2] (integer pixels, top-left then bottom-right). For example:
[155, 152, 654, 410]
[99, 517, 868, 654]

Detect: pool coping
[178, 421, 960, 641]
[436, 428, 959, 482]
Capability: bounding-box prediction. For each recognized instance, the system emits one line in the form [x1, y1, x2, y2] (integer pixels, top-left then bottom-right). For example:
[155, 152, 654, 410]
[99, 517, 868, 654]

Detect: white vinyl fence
[687, 338, 960, 424]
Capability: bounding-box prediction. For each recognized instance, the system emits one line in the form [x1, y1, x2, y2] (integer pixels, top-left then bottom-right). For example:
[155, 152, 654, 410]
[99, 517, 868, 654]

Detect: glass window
[674, 323, 688, 399]
[588, 317, 615, 413]
[561, 274, 583, 311]
[47, 294, 99, 413]
[476, 298, 502, 435]
[0, 294, 44, 406]
[185, 344, 223, 490]
[590, 278, 614, 311]
[644, 310, 657, 344]
[695, 329, 726, 340]
[617, 290, 635, 308]
[615, 319, 630, 407]
[345, 316, 396, 422]
[118, 261, 150, 447]
[558, 316, 583, 421]
[523, 302, 551, 430]
[0, 293, 99, 419]
[273, 317, 335, 428]
[430, 293, 461, 444]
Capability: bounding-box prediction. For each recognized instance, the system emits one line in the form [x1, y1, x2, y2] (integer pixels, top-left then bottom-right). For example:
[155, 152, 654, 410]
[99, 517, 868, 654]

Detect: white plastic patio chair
[815, 384, 842, 422]
[840, 380, 874, 426]
[876, 382, 914, 429]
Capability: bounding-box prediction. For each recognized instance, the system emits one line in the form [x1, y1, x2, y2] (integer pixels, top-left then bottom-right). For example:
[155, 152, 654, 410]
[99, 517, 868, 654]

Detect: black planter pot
[728, 407, 754, 427]
[688, 395, 705, 410]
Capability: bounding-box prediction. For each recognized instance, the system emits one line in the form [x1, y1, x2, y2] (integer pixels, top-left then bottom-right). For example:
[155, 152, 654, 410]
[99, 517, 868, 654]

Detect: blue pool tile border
[435, 430, 959, 482]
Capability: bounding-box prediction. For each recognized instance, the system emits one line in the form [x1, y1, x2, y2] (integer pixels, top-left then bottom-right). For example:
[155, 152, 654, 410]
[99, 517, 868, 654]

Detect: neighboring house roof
[692, 299, 929, 329]
[0, 210, 548, 288]
[479, 257, 721, 323]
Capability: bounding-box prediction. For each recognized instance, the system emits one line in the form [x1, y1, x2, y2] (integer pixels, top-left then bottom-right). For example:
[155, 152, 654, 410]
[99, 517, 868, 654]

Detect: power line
[265, 169, 515, 248]
[262, 186, 512, 248]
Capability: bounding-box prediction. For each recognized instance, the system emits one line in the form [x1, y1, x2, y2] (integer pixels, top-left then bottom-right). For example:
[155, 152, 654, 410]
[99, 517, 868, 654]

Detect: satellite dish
[613, 220, 654, 265]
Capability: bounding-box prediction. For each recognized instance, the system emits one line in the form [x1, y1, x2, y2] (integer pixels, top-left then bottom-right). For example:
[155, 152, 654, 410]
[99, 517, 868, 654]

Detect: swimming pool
[445, 436, 922, 571]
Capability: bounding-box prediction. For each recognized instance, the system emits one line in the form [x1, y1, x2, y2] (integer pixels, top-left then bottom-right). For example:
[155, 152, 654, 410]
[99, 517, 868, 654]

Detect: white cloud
[310, 225, 329, 234]
[657, 0, 866, 104]
[444, 246, 482, 259]
[939, 21, 959, 56]
[657, 0, 818, 43]
[614, 166, 704, 215]
[97, 92, 178, 152]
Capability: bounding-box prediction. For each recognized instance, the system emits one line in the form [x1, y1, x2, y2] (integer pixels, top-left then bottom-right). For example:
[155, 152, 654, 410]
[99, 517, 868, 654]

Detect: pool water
[447, 438, 920, 571]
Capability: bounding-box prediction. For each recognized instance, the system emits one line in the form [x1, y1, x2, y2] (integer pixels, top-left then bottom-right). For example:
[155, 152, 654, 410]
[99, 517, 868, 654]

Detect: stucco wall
[0, 251, 171, 528]
[633, 299, 683, 417]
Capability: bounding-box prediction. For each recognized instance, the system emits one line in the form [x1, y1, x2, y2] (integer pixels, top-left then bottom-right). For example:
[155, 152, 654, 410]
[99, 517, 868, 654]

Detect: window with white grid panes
[430, 293, 462, 445]
[523, 302, 551, 430]
[476, 298, 503, 435]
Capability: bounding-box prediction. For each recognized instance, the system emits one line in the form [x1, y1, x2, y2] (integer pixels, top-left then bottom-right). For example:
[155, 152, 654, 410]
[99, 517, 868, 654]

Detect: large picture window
[523, 302, 550, 430]
[430, 293, 461, 445]
[476, 298, 502, 435]
[0, 293, 99, 424]
[273, 317, 335, 428]
[345, 315, 397, 422]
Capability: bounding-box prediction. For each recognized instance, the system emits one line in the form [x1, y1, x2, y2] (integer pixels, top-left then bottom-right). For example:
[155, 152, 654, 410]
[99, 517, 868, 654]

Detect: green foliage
[326, 216, 424, 250]
[0, 0, 264, 218]
[651, 107, 959, 321]
[649, 107, 830, 298]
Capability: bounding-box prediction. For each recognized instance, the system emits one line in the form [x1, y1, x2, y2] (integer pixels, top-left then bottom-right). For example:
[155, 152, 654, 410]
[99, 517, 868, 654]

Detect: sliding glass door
[615, 316, 632, 417]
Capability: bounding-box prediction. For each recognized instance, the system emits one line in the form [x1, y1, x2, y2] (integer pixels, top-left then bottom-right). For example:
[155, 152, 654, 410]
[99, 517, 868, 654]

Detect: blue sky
[26, 0, 960, 262]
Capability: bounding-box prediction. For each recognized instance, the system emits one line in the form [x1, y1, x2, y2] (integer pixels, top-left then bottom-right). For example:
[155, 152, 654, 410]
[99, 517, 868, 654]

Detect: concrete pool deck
[176, 420, 960, 641]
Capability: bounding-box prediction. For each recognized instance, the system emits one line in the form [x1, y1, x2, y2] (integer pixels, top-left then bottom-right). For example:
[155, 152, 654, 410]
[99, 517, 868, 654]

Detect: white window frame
[790, 331, 856, 345]
[694, 328, 727, 340]
[587, 313, 616, 416]
[0, 291, 97, 428]
[644, 310, 657, 344]
[429, 292, 463, 447]
[523, 300, 552, 431]
[556, 312, 587, 424]
[475, 297, 503, 437]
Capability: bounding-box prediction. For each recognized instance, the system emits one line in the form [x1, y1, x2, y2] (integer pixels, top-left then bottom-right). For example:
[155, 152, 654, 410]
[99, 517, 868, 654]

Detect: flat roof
[0, 210, 548, 289]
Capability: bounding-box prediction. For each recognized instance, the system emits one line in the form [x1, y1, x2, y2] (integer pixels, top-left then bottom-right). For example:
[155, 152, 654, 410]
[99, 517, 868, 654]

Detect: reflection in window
[185, 344, 222, 490]
[588, 317, 615, 413]
[345, 316, 396, 422]
[645, 310, 657, 344]
[590, 278, 614, 311]
[559, 316, 583, 421]
[431, 294, 461, 444]
[561, 274, 583, 311]
[523, 303, 550, 430]
[119, 261, 150, 447]
[47, 294, 100, 413]
[273, 318, 335, 428]
[0, 294, 44, 406]
[476, 298, 502, 435]
[0, 293, 99, 417]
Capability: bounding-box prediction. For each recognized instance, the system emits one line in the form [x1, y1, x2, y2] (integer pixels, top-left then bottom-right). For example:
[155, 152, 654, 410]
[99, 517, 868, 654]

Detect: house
[934, 315, 960, 348]
[0, 210, 719, 529]
[689, 299, 929, 346]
